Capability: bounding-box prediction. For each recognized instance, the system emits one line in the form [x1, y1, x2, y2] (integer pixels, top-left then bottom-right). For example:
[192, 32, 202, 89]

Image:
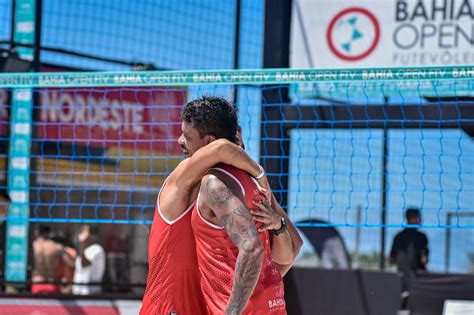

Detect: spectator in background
[32, 225, 74, 294]
[73, 224, 106, 295]
[390, 208, 429, 287]
[0, 189, 10, 222]
[51, 231, 77, 294]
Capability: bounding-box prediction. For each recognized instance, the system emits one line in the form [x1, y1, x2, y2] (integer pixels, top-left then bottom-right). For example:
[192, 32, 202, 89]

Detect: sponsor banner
[5, 0, 36, 283]
[1, 67, 474, 89]
[292, 77, 474, 100]
[39, 65, 185, 153]
[35, 157, 169, 191]
[38, 87, 184, 152]
[1, 65, 186, 188]
[291, 0, 474, 68]
[36, 67, 185, 188]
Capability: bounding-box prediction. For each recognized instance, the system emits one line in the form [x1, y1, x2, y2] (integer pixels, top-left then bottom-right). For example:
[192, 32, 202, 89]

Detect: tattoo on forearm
[222, 208, 263, 313]
[227, 246, 263, 313]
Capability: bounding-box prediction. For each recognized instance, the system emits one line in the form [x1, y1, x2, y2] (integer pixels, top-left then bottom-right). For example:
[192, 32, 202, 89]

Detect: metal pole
[232, 0, 241, 107]
[261, 0, 292, 208]
[445, 213, 452, 272]
[26, 0, 42, 289]
[33, 0, 42, 72]
[354, 205, 362, 268]
[261, 3, 298, 314]
[10, 0, 16, 49]
[380, 97, 389, 270]
[2, 0, 17, 290]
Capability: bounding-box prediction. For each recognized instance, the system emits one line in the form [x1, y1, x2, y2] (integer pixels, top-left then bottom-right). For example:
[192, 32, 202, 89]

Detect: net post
[4, 0, 41, 289]
[232, 0, 241, 108]
[9, 0, 15, 49]
[445, 213, 452, 272]
[261, 0, 292, 208]
[26, 0, 43, 290]
[380, 97, 389, 270]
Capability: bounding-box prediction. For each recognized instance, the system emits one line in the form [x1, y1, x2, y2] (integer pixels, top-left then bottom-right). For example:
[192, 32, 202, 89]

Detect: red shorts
[31, 283, 61, 294]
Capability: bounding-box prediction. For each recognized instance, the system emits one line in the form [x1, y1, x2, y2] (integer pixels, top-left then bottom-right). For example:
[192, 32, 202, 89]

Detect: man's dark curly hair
[182, 96, 238, 143]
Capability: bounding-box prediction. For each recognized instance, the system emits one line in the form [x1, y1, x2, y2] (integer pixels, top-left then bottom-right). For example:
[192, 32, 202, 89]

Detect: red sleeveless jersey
[140, 181, 207, 315]
[191, 164, 286, 314]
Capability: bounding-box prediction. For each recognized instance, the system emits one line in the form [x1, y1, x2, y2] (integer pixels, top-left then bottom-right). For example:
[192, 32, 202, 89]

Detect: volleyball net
[0, 66, 473, 276]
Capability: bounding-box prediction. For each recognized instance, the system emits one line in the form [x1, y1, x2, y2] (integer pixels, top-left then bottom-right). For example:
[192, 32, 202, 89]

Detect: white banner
[291, 0, 474, 68]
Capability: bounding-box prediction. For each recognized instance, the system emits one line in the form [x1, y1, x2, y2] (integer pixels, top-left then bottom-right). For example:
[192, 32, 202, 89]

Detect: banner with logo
[35, 66, 186, 189]
[2, 65, 186, 190]
[5, 0, 36, 283]
[291, 0, 474, 68]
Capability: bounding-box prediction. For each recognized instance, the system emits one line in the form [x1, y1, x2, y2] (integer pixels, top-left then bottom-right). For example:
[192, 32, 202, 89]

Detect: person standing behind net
[31, 225, 72, 294]
[32, 225, 74, 294]
[390, 208, 429, 289]
[73, 224, 106, 295]
[50, 231, 77, 294]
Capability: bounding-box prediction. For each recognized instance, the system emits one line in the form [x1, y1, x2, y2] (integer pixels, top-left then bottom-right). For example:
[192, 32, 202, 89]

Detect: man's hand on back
[250, 199, 282, 232]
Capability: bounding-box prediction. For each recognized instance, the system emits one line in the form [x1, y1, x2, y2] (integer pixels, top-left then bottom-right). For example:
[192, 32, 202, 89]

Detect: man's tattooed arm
[202, 175, 264, 315]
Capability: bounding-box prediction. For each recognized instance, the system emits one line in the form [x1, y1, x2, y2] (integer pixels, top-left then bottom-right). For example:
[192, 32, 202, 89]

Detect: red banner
[38, 87, 185, 153]
[2, 66, 186, 154]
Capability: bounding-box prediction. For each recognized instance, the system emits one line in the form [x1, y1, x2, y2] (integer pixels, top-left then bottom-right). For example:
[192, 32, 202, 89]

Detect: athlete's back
[140, 182, 207, 315]
[191, 164, 286, 314]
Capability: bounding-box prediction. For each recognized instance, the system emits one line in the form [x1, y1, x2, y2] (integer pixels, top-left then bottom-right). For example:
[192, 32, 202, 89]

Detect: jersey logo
[268, 298, 285, 309]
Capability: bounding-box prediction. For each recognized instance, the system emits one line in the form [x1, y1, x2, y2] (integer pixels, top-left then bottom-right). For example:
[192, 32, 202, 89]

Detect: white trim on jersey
[196, 192, 224, 230]
[157, 178, 195, 225]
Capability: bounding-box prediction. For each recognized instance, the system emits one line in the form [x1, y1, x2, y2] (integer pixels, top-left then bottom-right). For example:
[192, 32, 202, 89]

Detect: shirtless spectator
[32, 225, 74, 294]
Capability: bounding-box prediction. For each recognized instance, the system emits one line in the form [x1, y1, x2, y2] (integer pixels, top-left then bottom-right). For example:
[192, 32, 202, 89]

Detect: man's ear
[204, 135, 216, 144]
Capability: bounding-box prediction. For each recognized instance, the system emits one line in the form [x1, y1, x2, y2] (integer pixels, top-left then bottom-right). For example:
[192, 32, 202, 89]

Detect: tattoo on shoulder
[206, 177, 233, 208]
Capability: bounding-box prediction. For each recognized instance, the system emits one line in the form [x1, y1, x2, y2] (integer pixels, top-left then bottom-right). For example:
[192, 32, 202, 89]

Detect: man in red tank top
[178, 98, 303, 314]
[192, 164, 289, 314]
[140, 96, 273, 315]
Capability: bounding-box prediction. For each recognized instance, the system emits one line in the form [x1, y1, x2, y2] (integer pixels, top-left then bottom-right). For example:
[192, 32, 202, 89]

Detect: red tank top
[191, 164, 286, 314]
[140, 181, 207, 315]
